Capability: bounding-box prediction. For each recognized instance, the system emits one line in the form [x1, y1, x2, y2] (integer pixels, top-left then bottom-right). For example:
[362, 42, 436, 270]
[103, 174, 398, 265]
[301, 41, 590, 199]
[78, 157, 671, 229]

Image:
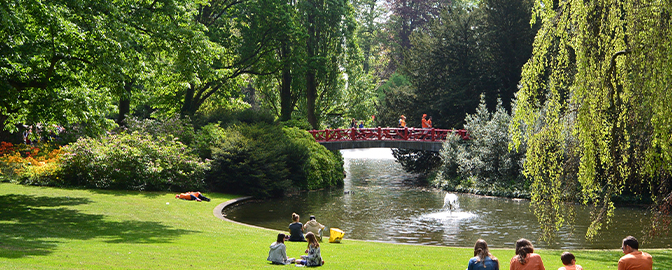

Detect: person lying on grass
[175, 191, 210, 202]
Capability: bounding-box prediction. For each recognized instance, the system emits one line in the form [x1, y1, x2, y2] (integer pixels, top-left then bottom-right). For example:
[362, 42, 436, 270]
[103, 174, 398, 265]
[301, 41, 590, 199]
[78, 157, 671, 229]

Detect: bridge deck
[308, 128, 468, 151]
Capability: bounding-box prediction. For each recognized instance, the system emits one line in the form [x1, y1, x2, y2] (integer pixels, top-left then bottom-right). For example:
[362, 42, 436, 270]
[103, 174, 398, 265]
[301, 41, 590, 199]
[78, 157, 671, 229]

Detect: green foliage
[283, 127, 344, 190]
[59, 132, 209, 191]
[281, 118, 313, 130]
[124, 116, 196, 146]
[434, 96, 525, 194]
[193, 108, 275, 130]
[389, 0, 537, 129]
[512, 0, 672, 240]
[206, 123, 343, 198]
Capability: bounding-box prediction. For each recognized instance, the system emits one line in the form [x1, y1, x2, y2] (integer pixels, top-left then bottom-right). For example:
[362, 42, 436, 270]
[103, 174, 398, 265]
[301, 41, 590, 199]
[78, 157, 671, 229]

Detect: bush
[433, 96, 526, 193]
[283, 127, 344, 190]
[207, 123, 293, 198]
[0, 142, 63, 185]
[59, 132, 210, 191]
[281, 118, 313, 130]
[205, 123, 344, 198]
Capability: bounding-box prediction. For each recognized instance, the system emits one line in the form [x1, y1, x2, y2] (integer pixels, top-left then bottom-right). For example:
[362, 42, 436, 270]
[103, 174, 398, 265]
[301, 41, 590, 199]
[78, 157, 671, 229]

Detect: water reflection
[224, 148, 671, 249]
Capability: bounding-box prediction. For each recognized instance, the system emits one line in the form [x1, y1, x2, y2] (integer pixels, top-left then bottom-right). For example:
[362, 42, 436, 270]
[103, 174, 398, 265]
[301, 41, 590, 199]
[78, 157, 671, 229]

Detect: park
[1, 0, 672, 269]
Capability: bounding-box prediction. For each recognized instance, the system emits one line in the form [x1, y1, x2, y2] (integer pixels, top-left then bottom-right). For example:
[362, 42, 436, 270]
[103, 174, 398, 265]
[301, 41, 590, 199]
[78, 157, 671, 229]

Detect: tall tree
[383, 0, 451, 73]
[511, 0, 672, 240]
[300, 0, 356, 129]
[169, 0, 290, 117]
[479, 0, 537, 111]
[402, 4, 484, 128]
[0, 0, 197, 136]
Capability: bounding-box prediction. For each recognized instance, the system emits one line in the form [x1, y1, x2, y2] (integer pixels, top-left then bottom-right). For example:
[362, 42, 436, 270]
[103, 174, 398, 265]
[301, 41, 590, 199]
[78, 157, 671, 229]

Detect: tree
[383, 0, 451, 72]
[479, 0, 537, 111]
[511, 0, 672, 240]
[301, 0, 357, 129]
[402, 4, 484, 128]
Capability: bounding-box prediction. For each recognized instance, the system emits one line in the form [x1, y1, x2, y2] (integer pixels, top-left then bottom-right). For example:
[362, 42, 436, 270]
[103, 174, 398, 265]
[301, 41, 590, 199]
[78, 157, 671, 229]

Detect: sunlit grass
[0, 183, 670, 269]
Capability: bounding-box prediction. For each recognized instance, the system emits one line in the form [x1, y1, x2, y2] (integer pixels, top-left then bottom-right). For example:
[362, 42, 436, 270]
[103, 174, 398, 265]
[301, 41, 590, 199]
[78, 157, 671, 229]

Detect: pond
[224, 148, 671, 249]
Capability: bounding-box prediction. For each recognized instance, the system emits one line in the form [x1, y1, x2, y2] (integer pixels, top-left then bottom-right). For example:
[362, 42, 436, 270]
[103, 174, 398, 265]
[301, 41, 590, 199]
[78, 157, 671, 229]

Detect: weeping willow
[511, 0, 672, 240]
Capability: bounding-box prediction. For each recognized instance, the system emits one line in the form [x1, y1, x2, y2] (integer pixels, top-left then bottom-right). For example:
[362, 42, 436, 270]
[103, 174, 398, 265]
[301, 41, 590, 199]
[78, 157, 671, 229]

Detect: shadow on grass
[0, 194, 196, 258]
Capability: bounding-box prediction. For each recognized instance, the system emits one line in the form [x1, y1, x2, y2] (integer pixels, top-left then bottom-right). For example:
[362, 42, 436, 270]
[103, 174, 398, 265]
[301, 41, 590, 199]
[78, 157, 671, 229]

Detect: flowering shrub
[59, 132, 210, 191]
[0, 142, 63, 184]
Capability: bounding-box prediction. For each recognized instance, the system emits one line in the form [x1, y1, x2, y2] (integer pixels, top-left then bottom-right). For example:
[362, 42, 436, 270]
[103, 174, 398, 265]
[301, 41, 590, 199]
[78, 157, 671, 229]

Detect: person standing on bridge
[422, 114, 430, 128]
[428, 116, 433, 128]
[349, 118, 357, 129]
[399, 115, 406, 128]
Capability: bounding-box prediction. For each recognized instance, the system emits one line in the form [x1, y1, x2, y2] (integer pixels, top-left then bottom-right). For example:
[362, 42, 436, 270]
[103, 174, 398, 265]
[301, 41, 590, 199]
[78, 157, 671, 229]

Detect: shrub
[281, 118, 313, 130]
[283, 127, 344, 190]
[433, 96, 525, 192]
[205, 123, 344, 198]
[193, 108, 275, 130]
[207, 123, 293, 198]
[192, 123, 227, 159]
[0, 142, 63, 185]
[59, 132, 209, 191]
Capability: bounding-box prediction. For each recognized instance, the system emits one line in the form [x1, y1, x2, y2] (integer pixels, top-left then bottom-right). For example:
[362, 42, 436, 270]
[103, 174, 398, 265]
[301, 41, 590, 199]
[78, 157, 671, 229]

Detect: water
[224, 148, 672, 249]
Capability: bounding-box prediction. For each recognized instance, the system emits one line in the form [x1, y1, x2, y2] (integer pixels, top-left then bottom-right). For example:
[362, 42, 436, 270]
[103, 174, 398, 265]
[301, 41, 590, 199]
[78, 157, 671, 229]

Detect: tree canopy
[512, 0, 672, 240]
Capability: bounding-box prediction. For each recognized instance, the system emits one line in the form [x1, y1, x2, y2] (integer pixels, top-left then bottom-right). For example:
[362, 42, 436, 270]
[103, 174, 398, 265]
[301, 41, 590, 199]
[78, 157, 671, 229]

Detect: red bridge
[308, 128, 469, 151]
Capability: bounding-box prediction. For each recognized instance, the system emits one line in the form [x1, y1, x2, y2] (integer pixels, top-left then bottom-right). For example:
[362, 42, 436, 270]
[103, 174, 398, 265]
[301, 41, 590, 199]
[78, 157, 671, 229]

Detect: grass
[0, 183, 670, 269]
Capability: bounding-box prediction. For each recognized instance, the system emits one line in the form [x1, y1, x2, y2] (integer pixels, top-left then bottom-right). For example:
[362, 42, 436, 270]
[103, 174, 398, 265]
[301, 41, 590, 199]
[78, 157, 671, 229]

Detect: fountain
[443, 193, 459, 211]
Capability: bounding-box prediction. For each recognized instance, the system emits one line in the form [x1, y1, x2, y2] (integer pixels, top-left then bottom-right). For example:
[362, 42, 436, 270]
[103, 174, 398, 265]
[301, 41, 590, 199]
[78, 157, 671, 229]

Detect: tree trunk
[280, 42, 293, 121]
[117, 82, 133, 126]
[306, 70, 317, 129]
[306, 5, 318, 129]
[180, 85, 196, 117]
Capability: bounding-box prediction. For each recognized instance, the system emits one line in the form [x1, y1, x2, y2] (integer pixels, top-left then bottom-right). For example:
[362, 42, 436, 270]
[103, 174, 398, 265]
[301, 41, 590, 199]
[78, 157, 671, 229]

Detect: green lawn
[0, 183, 670, 269]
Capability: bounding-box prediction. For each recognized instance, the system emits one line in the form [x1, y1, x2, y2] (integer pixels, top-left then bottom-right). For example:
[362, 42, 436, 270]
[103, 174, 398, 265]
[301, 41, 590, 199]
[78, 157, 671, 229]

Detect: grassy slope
[0, 183, 670, 269]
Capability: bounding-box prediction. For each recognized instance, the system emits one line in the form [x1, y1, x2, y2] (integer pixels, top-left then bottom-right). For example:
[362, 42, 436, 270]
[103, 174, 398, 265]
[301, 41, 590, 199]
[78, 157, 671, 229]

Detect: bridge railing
[308, 128, 469, 142]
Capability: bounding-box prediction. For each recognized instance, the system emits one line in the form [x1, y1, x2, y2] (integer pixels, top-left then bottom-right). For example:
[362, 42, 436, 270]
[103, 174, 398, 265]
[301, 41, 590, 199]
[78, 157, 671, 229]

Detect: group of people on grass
[398, 114, 433, 128]
[268, 213, 326, 266]
[269, 231, 653, 269]
[468, 236, 652, 270]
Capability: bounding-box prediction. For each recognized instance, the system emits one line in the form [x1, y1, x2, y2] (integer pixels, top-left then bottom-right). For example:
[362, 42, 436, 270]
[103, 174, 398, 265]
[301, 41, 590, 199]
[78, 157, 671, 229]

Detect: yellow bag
[328, 228, 344, 243]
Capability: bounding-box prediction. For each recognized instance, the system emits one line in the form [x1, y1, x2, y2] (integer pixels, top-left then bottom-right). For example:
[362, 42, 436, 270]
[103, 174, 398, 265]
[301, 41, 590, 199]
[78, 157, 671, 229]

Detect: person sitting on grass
[288, 213, 306, 242]
[296, 232, 324, 267]
[467, 239, 499, 270]
[509, 238, 545, 270]
[175, 191, 210, 202]
[558, 252, 582, 270]
[303, 215, 326, 241]
[618, 235, 652, 270]
[267, 233, 295, 265]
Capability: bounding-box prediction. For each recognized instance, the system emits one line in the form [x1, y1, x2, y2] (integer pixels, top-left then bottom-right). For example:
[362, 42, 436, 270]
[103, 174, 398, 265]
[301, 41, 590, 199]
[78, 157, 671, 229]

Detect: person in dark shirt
[288, 213, 306, 242]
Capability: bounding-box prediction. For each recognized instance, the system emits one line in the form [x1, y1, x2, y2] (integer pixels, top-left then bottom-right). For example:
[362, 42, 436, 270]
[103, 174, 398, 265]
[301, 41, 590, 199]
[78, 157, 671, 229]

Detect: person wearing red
[618, 236, 653, 270]
[509, 238, 545, 270]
